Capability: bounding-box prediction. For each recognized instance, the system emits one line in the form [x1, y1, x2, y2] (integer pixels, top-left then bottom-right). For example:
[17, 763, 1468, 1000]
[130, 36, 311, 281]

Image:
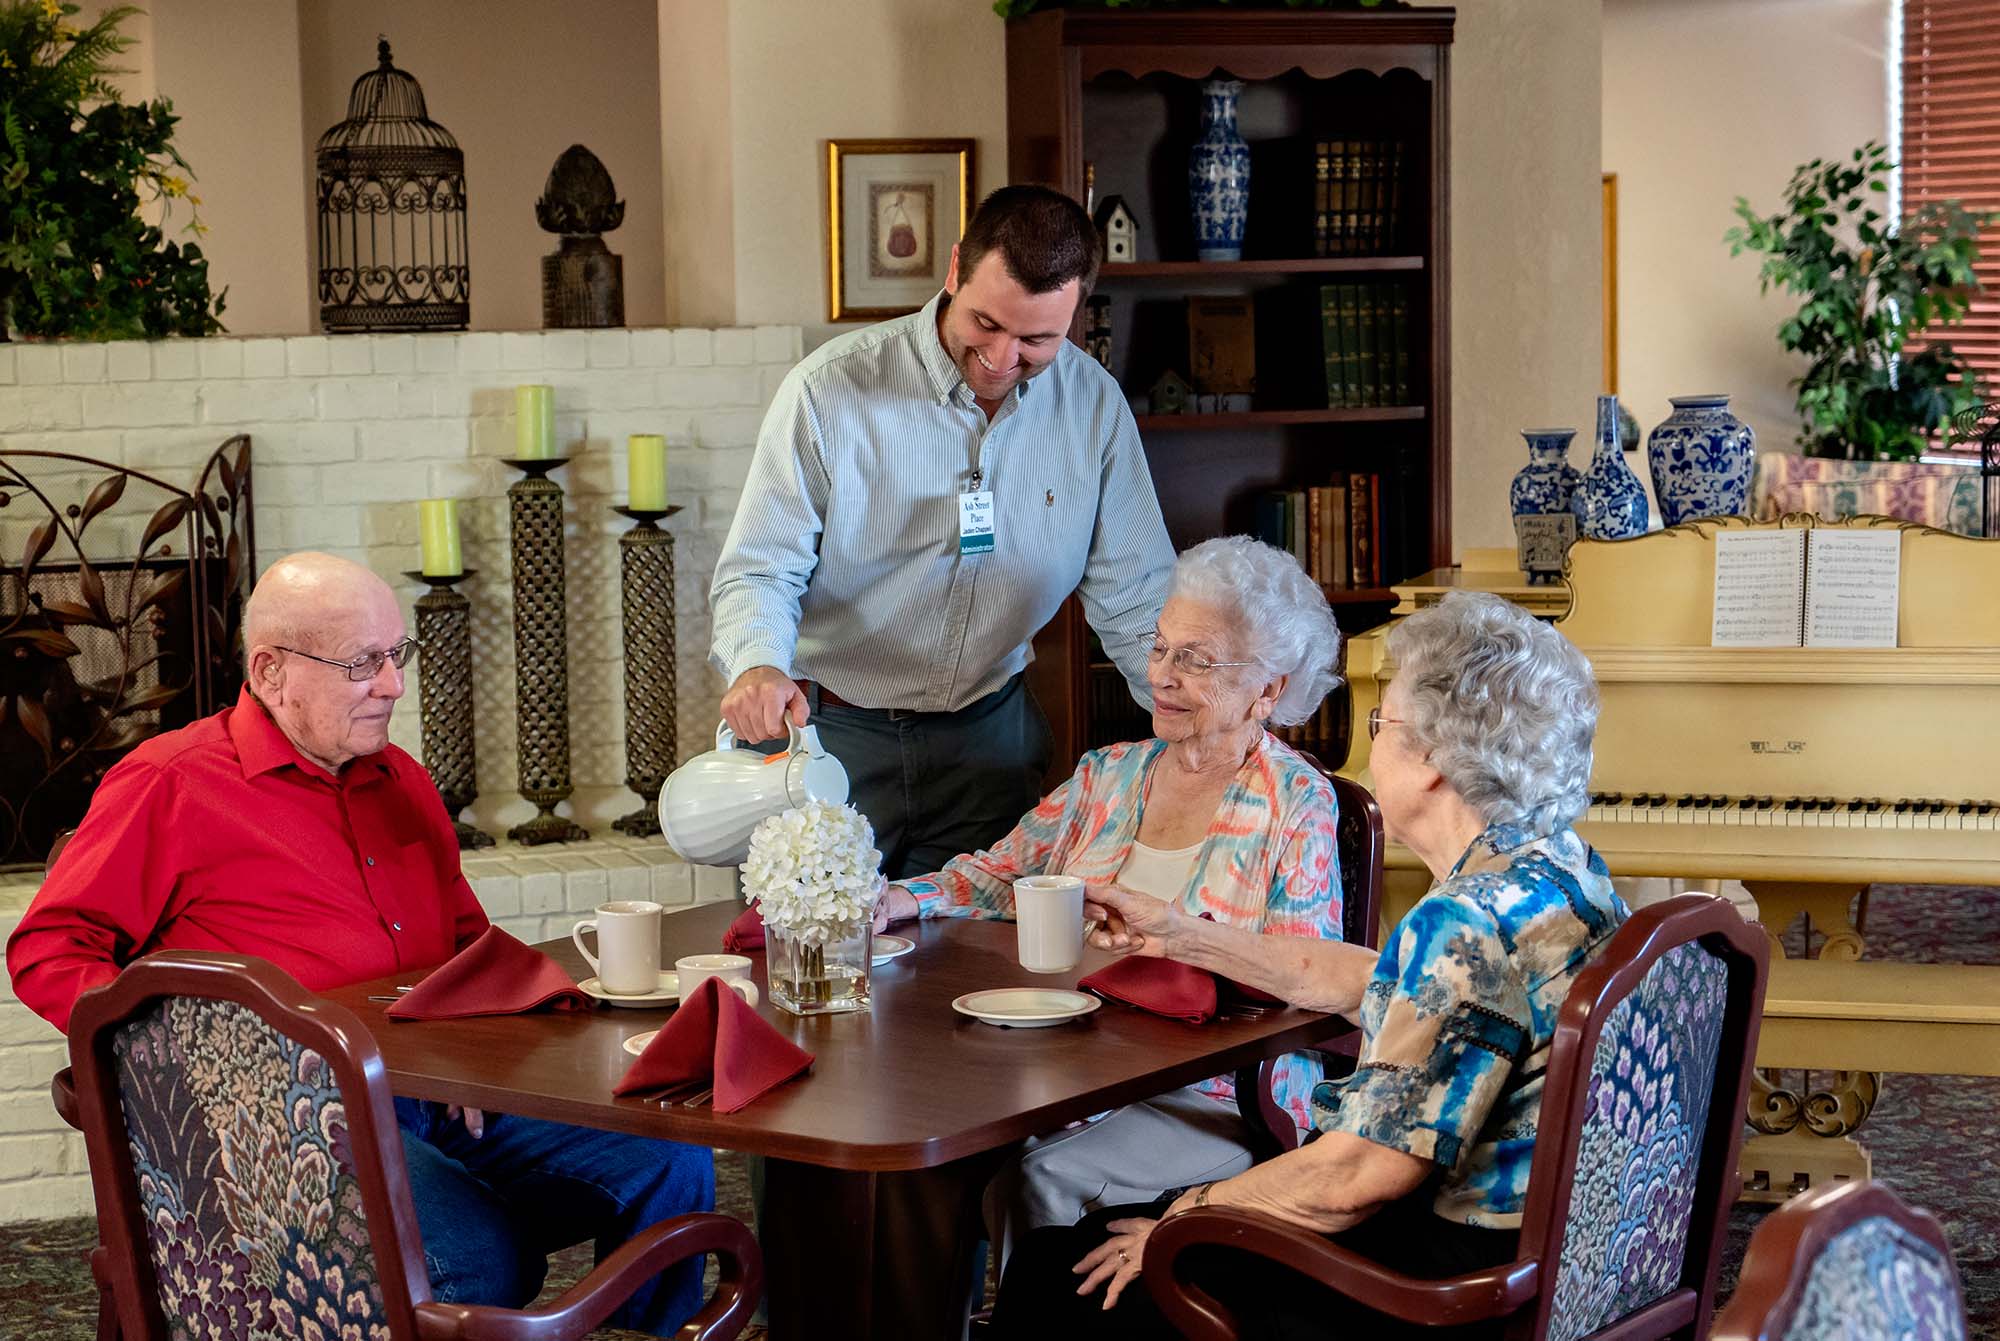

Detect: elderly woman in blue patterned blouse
[990, 591, 1632, 1339]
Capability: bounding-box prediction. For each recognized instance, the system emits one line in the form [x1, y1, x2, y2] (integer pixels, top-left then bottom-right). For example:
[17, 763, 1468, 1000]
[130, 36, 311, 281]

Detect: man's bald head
[243, 552, 408, 775]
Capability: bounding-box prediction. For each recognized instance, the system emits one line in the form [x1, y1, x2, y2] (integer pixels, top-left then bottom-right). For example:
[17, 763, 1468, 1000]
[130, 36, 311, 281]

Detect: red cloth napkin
[1079, 955, 1219, 1024]
[387, 927, 592, 1020]
[614, 977, 814, 1112]
[722, 904, 765, 952]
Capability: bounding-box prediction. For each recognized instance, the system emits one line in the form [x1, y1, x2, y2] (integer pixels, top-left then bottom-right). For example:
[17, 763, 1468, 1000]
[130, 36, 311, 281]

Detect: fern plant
[0, 0, 225, 339]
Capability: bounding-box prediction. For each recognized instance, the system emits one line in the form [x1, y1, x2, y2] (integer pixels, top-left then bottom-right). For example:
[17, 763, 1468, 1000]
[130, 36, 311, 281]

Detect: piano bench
[1756, 959, 2000, 1078]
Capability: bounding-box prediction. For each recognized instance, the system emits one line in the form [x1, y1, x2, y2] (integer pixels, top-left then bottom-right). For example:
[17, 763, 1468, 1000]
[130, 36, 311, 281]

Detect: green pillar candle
[417, 499, 463, 577]
[628, 434, 668, 511]
[515, 384, 556, 459]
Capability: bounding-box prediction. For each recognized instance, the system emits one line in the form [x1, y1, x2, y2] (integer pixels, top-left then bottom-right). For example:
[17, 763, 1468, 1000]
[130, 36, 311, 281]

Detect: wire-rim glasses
[1136, 634, 1257, 678]
[278, 637, 419, 682]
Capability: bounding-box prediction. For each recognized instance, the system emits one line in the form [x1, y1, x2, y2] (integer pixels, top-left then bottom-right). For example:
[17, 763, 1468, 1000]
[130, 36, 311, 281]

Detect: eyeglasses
[1137, 635, 1257, 678]
[278, 637, 419, 683]
[1366, 706, 1409, 740]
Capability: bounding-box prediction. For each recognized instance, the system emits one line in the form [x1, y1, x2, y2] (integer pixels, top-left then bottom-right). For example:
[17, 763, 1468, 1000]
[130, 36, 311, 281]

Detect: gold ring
[1117, 1249, 1130, 1262]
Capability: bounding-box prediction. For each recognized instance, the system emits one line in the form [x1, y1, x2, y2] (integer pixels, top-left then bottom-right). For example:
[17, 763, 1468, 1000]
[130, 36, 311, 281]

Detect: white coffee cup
[1013, 874, 1086, 974]
[572, 900, 663, 995]
[675, 953, 761, 1008]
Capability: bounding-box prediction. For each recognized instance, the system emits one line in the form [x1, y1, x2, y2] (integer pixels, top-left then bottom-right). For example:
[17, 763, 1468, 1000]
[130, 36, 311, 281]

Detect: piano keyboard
[1586, 794, 2000, 831]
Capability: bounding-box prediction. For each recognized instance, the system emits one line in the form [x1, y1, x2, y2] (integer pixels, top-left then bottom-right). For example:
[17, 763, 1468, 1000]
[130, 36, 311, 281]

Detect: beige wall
[1604, 0, 1889, 473]
[149, 2, 313, 336]
[667, 0, 1007, 345]
[1449, 0, 1606, 553]
[658, 0, 736, 327]
[297, 0, 667, 333]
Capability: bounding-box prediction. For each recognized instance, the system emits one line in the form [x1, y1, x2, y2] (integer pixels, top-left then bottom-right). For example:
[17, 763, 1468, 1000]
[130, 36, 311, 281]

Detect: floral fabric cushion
[1545, 940, 1730, 1341]
[1751, 453, 1981, 533]
[112, 996, 390, 1341]
[1784, 1215, 1967, 1341]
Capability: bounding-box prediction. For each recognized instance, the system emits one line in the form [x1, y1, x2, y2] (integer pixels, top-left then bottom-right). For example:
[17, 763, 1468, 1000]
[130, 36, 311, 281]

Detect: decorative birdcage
[315, 38, 469, 332]
[1950, 402, 2000, 537]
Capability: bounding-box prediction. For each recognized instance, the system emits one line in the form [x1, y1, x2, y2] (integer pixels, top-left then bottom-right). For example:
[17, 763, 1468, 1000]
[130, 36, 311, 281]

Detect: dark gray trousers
[805, 673, 1054, 880]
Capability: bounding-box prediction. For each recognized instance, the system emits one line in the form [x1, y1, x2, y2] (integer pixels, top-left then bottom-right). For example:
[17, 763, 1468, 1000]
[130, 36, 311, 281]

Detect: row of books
[1270, 696, 1349, 768]
[1313, 139, 1405, 257]
[1321, 283, 1413, 409]
[1253, 473, 1387, 589]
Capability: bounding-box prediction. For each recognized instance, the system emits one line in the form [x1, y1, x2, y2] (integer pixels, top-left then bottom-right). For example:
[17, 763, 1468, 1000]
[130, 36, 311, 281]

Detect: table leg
[762, 1159, 877, 1341]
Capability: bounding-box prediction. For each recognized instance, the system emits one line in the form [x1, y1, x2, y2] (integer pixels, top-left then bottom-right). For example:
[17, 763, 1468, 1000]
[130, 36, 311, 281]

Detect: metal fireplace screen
[0, 436, 253, 870]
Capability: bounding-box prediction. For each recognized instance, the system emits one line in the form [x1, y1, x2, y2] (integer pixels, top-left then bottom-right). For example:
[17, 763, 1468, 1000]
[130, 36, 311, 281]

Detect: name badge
[958, 489, 995, 555]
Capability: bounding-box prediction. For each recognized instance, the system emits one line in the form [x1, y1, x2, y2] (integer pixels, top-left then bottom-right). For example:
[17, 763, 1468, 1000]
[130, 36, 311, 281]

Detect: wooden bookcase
[1008, 8, 1456, 773]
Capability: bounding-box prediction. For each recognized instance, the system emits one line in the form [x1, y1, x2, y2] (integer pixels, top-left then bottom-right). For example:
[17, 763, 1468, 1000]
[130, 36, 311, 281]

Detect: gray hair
[1385, 591, 1598, 831]
[1169, 536, 1342, 727]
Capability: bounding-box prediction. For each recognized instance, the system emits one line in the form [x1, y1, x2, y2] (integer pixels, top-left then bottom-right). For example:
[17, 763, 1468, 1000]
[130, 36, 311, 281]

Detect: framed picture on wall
[826, 138, 975, 321]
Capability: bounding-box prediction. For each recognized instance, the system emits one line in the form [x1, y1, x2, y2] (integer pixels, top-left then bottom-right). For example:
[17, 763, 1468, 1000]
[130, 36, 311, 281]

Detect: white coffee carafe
[657, 721, 851, 866]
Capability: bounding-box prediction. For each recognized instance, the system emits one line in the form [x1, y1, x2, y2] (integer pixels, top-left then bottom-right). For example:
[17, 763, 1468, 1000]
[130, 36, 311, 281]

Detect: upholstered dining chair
[66, 950, 763, 1341]
[1712, 1181, 1967, 1341]
[1149, 893, 1769, 1341]
[1233, 766, 1384, 1157]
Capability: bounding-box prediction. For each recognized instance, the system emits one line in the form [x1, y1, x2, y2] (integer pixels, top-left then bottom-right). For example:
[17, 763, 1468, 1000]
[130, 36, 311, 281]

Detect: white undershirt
[1115, 838, 1205, 902]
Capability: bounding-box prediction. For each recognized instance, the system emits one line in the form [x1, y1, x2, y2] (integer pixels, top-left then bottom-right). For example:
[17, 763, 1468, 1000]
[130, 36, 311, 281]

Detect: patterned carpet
[2, 884, 1990, 1339]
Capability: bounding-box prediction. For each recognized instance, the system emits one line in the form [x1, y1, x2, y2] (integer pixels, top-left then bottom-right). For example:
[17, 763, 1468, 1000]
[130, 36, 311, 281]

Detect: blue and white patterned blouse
[1312, 820, 1628, 1228]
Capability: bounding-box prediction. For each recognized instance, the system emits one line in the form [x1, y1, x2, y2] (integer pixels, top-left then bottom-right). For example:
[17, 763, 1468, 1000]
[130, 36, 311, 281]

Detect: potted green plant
[1726, 141, 1992, 460]
[0, 1, 225, 340]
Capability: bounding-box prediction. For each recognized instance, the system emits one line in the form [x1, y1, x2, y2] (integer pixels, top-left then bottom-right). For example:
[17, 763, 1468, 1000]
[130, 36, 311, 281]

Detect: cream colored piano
[1342, 516, 2000, 1201]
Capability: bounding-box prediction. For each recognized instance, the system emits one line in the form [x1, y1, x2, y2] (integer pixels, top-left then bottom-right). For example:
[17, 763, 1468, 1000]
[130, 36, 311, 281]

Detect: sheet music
[1806, 528, 1901, 648]
[1712, 529, 1805, 647]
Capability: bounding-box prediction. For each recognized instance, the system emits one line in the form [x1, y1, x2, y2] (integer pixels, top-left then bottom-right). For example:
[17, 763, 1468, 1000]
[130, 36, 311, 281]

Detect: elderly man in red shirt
[7, 551, 714, 1336]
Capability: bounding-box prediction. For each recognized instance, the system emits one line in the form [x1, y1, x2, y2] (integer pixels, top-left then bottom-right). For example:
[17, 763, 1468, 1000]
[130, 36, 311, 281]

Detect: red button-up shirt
[7, 688, 488, 1032]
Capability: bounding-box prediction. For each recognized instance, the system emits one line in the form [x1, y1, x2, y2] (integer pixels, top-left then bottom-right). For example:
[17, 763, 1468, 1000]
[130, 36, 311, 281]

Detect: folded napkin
[387, 927, 593, 1021]
[614, 977, 813, 1112]
[1079, 955, 1219, 1024]
[722, 903, 765, 952]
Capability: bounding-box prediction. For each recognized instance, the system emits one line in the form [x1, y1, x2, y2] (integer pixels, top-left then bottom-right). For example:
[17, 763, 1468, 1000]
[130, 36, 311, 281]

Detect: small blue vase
[1646, 393, 1756, 525]
[1188, 79, 1250, 262]
[1573, 395, 1650, 540]
[1510, 428, 1582, 517]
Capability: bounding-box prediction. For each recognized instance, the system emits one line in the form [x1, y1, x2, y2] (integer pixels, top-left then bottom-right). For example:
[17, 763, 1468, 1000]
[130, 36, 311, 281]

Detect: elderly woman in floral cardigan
[872, 535, 1346, 1313]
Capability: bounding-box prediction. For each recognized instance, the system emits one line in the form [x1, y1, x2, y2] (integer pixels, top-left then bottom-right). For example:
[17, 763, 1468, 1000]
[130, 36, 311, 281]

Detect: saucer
[951, 988, 1100, 1029]
[580, 972, 680, 1008]
[872, 934, 916, 965]
[622, 1029, 660, 1056]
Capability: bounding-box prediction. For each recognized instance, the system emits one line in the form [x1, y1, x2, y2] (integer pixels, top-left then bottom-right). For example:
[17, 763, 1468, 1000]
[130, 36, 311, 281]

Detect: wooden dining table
[325, 900, 1351, 1341]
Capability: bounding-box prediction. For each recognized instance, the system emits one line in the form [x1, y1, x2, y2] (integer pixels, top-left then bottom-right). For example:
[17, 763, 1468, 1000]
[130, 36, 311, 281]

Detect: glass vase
[767, 919, 872, 1015]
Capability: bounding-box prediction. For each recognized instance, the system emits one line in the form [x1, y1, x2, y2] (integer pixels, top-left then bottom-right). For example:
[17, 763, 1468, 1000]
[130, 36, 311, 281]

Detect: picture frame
[826, 138, 976, 322]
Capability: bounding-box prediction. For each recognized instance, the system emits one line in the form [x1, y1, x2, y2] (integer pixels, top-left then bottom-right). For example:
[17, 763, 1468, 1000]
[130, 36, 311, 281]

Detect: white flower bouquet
[743, 802, 882, 1015]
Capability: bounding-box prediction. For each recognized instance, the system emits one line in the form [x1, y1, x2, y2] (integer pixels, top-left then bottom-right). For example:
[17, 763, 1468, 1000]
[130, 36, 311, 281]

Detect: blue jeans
[394, 1099, 716, 1335]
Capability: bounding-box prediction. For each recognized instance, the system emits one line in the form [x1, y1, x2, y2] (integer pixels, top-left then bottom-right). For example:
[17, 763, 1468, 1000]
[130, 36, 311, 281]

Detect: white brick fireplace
[0, 325, 794, 1217]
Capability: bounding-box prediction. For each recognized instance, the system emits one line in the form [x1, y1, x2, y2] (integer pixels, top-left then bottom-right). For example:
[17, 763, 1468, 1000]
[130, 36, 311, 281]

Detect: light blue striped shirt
[709, 290, 1173, 713]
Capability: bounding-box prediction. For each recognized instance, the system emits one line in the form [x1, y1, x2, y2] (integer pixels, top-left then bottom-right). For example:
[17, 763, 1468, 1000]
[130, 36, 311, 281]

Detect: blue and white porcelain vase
[1645, 393, 1755, 525]
[1509, 429, 1582, 518]
[1188, 79, 1250, 262]
[1573, 395, 1650, 540]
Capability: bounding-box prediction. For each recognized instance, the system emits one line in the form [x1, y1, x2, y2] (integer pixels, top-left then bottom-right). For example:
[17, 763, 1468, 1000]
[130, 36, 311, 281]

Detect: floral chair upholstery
[1714, 1181, 1966, 1341]
[1146, 895, 1767, 1341]
[67, 951, 762, 1341]
[1544, 941, 1730, 1341]
[1751, 453, 1986, 534]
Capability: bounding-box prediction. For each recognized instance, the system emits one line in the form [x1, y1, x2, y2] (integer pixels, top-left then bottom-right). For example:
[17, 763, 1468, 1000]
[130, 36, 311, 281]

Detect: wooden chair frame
[66, 950, 761, 1341]
[1149, 894, 1770, 1341]
[1711, 1181, 1963, 1341]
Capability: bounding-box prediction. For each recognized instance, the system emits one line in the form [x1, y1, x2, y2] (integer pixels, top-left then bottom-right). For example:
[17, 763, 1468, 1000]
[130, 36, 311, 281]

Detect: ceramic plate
[580, 972, 680, 1008]
[622, 1030, 660, 1056]
[872, 934, 916, 965]
[951, 988, 1100, 1029]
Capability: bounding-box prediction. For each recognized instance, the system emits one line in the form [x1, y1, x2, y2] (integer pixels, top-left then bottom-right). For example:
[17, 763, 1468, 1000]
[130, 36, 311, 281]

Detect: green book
[1391, 289, 1410, 405]
[1356, 284, 1378, 408]
[1319, 284, 1344, 409]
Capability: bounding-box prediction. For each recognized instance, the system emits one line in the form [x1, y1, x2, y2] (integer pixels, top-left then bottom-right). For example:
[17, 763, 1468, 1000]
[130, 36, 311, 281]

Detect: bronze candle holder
[405, 570, 494, 850]
[503, 457, 589, 845]
[610, 505, 682, 837]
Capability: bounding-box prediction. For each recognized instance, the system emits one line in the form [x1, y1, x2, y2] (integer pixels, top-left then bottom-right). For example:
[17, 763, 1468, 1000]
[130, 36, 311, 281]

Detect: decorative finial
[377, 36, 392, 67]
